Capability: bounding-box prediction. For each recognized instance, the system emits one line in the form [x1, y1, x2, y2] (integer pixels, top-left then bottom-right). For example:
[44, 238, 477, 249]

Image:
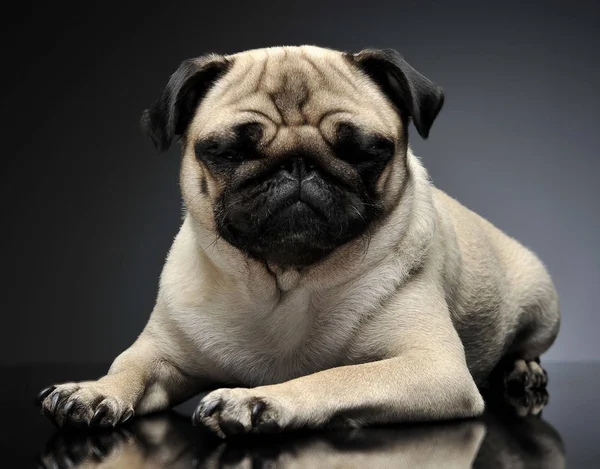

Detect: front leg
[37, 332, 203, 427]
[193, 287, 484, 438]
[193, 352, 484, 437]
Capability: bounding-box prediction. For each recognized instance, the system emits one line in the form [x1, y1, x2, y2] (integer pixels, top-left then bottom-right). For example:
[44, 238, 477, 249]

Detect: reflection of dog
[37, 390, 564, 469]
[36, 413, 487, 469]
[38, 46, 560, 437]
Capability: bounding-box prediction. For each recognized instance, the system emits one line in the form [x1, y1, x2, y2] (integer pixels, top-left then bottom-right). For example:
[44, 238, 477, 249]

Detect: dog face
[142, 46, 444, 268]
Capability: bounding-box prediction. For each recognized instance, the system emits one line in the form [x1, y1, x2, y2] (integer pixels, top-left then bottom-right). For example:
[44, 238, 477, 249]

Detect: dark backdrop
[3, 0, 598, 364]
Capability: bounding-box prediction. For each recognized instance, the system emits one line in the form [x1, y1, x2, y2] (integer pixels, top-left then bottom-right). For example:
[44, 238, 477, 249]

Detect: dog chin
[252, 240, 334, 268]
[220, 201, 364, 268]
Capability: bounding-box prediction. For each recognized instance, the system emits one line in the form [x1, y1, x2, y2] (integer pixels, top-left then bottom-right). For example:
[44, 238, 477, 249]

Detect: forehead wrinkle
[274, 73, 311, 126]
[254, 57, 268, 93]
[196, 48, 400, 141]
[208, 56, 255, 103]
[208, 55, 271, 121]
[299, 52, 328, 84]
[297, 53, 395, 132]
[223, 92, 283, 124]
[237, 107, 280, 127]
[324, 57, 398, 129]
[289, 54, 350, 98]
[307, 87, 392, 136]
[231, 51, 362, 126]
[325, 59, 363, 95]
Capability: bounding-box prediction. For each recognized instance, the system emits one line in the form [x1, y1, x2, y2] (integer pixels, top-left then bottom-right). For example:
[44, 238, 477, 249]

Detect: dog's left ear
[348, 49, 444, 139]
[141, 54, 231, 152]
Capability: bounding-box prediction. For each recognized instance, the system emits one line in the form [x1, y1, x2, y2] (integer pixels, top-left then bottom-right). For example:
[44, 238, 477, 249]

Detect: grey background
[2, 0, 598, 364]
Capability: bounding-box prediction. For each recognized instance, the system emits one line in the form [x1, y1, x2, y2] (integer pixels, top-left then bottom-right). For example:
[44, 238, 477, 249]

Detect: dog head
[142, 46, 443, 268]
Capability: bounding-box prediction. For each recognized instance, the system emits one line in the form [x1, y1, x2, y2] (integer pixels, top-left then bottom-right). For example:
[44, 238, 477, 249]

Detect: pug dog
[37, 45, 560, 438]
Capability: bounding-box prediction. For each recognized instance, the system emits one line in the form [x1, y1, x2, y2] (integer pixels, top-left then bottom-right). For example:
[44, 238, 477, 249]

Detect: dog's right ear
[141, 54, 231, 152]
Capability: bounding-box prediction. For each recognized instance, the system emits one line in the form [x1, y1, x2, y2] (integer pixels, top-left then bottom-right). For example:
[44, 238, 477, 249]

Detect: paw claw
[36, 386, 56, 406]
[63, 399, 76, 418]
[251, 401, 266, 427]
[205, 400, 221, 417]
[121, 408, 134, 424]
[91, 404, 107, 424]
[49, 392, 61, 414]
[191, 408, 200, 426]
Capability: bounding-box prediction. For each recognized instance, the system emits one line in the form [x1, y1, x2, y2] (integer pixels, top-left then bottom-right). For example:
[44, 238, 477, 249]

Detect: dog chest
[178, 285, 371, 386]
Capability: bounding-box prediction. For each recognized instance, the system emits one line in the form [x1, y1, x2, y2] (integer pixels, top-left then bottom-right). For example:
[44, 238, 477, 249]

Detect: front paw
[36, 383, 134, 428]
[192, 388, 285, 438]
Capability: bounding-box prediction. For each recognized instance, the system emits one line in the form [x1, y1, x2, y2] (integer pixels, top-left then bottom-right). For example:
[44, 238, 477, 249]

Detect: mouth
[272, 195, 328, 222]
[218, 199, 343, 268]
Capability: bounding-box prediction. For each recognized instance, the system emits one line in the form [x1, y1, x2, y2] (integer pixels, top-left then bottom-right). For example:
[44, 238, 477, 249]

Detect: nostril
[301, 173, 316, 183]
[278, 155, 317, 179]
[279, 160, 295, 175]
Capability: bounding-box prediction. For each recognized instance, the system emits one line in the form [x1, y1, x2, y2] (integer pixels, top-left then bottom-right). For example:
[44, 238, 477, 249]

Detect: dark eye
[195, 123, 264, 166]
[195, 138, 240, 160]
[234, 122, 264, 144]
[367, 137, 395, 156]
[335, 123, 395, 163]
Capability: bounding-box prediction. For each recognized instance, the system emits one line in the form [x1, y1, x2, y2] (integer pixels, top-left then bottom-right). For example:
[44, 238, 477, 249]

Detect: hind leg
[487, 297, 559, 393]
[494, 318, 556, 393]
[501, 279, 560, 389]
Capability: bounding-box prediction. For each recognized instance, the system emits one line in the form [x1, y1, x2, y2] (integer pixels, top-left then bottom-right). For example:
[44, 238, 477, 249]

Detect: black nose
[279, 156, 317, 181]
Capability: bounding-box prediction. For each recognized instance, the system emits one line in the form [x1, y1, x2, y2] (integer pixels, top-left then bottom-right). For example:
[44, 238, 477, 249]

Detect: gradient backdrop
[3, 0, 598, 364]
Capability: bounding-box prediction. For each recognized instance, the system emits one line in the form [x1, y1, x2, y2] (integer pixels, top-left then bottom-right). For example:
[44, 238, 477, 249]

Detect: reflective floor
[1, 363, 597, 468]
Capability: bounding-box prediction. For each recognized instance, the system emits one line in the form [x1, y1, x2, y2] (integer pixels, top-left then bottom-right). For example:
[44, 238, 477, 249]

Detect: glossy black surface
[1, 362, 597, 468]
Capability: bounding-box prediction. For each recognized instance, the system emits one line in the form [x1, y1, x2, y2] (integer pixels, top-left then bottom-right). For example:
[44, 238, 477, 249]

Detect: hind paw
[504, 358, 548, 391]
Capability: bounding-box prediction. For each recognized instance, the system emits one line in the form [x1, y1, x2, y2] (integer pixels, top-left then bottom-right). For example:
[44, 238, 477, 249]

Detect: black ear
[348, 49, 444, 139]
[141, 54, 231, 152]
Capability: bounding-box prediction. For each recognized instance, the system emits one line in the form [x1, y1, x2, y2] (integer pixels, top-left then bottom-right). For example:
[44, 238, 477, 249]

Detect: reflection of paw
[192, 388, 285, 438]
[504, 359, 548, 391]
[504, 387, 549, 417]
[210, 440, 285, 469]
[37, 383, 134, 428]
[36, 427, 132, 469]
